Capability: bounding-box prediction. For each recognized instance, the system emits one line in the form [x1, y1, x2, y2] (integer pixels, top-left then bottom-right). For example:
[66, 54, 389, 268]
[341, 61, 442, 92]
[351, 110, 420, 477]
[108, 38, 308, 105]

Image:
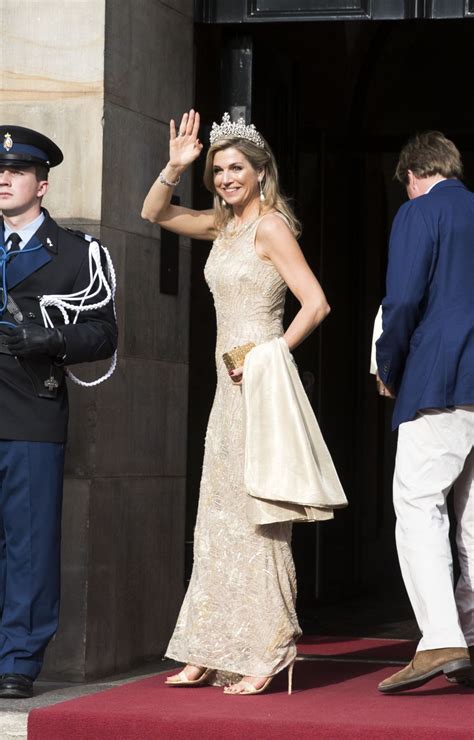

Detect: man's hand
[5, 325, 65, 358]
[376, 371, 396, 399]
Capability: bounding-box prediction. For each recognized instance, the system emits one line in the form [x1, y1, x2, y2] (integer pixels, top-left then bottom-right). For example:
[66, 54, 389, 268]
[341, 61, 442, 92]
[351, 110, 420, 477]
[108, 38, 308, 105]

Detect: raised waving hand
[169, 110, 203, 168]
[141, 108, 216, 240]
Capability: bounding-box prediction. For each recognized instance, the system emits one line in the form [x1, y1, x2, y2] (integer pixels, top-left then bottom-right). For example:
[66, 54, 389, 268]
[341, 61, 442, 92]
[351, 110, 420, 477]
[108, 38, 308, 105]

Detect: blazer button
[26, 312, 36, 319]
[383, 364, 389, 372]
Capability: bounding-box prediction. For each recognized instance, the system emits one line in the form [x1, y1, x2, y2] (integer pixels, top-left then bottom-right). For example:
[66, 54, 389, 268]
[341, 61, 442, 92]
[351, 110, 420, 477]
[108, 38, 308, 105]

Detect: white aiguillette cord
[39, 239, 117, 387]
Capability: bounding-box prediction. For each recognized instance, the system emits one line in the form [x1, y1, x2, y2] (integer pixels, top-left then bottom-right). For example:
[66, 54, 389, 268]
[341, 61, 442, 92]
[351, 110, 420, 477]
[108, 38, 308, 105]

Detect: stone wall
[0, 0, 105, 221]
[0, 0, 194, 679]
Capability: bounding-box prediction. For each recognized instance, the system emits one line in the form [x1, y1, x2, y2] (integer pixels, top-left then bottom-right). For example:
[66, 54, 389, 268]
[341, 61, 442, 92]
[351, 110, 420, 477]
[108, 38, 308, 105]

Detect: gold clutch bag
[222, 342, 255, 371]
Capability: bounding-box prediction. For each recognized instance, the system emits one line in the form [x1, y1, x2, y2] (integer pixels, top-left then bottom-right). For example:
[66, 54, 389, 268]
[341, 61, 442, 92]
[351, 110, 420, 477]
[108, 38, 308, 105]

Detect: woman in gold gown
[142, 110, 333, 695]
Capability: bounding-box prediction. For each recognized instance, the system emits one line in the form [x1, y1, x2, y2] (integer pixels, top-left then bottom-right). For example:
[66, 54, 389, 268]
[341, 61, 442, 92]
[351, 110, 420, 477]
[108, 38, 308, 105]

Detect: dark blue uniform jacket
[0, 210, 117, 442]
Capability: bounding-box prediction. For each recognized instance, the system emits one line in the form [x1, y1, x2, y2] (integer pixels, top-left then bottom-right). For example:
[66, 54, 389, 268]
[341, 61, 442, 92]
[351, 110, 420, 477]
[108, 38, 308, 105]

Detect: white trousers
[394, 405, 474, 651]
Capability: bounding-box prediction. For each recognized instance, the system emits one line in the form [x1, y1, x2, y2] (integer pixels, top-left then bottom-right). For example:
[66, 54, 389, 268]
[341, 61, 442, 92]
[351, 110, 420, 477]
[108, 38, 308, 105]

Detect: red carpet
[298, 634, 417, 661]
[28, 638, 473, 740]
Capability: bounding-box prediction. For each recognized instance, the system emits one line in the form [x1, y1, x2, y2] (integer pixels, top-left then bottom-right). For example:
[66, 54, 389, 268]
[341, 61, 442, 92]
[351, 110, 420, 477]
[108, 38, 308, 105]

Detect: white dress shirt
[4, 211, 45, 250]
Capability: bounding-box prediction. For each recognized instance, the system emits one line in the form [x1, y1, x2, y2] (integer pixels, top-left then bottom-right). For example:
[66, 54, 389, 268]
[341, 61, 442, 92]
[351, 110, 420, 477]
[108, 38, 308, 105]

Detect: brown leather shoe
[446, 646, 474, 687]
[378, 648, 471, 693]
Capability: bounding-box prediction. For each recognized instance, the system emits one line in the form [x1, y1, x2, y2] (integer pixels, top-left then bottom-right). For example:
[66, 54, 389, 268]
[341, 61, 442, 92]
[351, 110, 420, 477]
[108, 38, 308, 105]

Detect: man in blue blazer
[376, 131, 473, 693]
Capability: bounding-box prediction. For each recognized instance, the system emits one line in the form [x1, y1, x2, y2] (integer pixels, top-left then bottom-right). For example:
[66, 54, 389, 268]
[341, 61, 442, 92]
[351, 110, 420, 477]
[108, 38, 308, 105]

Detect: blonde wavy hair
[203, 136, 301, 237]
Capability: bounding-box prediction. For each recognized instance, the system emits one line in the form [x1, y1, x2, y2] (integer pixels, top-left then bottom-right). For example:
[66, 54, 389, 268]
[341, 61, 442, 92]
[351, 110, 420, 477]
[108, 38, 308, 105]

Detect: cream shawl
[243, 337, 348, 525]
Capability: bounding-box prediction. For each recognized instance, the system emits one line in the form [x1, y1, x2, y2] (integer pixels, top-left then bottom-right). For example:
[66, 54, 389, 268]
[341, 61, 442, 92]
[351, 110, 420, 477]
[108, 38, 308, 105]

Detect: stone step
[0, 711, 28, 739]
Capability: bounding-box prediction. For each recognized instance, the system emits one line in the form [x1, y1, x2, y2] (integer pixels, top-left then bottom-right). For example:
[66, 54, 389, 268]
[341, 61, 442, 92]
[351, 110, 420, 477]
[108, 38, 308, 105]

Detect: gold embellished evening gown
[166, 217, 301, 680]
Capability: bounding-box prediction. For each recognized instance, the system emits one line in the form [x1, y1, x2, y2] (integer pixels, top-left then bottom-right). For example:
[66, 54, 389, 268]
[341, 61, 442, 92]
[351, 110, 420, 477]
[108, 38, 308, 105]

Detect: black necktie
[6, 232, 21, 263]
[7, 232, 22, 252]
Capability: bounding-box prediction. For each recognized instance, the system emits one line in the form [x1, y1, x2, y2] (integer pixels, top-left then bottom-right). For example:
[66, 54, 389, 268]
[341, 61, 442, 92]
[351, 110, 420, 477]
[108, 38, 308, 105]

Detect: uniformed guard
[0, 126, 117, 697]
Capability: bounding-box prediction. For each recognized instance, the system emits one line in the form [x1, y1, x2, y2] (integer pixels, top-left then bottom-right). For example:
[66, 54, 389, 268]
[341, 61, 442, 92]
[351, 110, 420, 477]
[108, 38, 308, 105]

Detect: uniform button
[26, 312, 36, 319]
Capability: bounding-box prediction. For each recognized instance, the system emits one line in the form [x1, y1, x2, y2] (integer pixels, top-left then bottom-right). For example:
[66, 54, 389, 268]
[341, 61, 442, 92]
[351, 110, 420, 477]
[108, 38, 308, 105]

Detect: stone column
[0, 0, 193, 680]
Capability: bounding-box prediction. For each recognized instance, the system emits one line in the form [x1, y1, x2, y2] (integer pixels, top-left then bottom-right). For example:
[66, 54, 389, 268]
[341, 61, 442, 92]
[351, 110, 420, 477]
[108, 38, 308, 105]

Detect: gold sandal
[165, 666, 213, 687]
[223, 659, 295, 696]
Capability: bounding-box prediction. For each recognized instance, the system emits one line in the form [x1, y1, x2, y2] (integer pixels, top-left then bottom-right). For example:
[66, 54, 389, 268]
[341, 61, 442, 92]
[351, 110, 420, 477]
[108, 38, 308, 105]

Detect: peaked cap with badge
[0, 125, 63, 168]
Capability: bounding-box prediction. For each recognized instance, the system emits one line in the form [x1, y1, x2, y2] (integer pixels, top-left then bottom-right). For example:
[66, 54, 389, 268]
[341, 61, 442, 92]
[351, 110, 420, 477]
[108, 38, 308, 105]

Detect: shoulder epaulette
[65, 228, 100, 244]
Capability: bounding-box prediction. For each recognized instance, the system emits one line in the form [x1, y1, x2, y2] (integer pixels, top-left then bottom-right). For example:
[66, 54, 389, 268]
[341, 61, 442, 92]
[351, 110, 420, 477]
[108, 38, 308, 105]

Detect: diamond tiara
[209, 112, 265, 148]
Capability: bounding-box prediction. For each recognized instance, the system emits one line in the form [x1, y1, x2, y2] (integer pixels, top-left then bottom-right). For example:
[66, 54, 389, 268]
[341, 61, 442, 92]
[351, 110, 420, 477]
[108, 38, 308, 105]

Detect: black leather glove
[5, 325, 66, 359]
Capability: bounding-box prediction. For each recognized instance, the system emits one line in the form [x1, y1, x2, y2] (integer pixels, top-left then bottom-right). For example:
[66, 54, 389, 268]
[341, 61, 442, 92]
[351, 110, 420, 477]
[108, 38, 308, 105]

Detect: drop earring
[259, 180, 265, 202]
[221, 198, 227, 207]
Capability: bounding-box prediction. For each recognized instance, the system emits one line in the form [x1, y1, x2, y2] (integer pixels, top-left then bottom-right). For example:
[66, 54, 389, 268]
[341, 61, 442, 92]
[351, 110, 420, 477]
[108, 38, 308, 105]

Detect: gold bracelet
[159, 170, 181, 187]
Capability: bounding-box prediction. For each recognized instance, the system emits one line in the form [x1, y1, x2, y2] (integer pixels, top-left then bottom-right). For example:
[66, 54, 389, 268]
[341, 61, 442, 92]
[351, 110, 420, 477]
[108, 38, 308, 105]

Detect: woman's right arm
[141, 110, 217, 241]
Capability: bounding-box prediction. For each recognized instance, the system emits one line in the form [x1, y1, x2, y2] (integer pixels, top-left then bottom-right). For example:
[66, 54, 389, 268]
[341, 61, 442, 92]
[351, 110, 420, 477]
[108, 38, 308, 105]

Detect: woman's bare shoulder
[257, 211, 292, 238]
[255, 211, 298, 263]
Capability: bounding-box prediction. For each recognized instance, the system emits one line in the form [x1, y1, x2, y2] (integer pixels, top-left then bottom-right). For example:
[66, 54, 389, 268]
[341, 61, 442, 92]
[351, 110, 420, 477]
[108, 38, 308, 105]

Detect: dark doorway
[186, 19, 474, 636]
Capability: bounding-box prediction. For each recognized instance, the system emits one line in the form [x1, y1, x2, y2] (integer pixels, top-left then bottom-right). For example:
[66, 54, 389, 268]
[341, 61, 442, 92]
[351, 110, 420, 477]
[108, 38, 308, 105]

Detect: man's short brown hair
[35, 164, 49, 182]
[395, 131, 463, 184]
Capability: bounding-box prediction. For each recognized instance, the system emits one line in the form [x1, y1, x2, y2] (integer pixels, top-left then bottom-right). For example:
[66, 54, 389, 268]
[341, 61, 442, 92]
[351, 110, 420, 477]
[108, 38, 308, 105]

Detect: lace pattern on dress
[166, 216, 301, 679]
